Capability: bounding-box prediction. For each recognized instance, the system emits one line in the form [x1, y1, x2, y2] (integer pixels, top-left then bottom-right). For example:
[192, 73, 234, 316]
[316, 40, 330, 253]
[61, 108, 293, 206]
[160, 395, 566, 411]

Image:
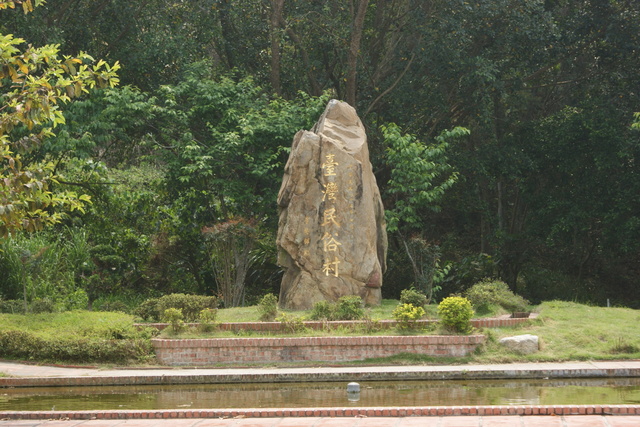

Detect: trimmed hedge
[0, 330, 153, 363]
[0, 311, 156, 364]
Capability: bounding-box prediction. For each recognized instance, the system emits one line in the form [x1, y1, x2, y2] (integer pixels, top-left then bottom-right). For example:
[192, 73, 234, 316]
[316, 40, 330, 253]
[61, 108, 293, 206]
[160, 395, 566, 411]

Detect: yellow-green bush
[437, 296, 474, 333]
[392, 303, 426, 330]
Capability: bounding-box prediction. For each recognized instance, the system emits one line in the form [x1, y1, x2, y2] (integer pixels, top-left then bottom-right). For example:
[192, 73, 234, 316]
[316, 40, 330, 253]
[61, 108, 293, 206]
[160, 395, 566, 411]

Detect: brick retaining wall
[151, 335, 486, 366]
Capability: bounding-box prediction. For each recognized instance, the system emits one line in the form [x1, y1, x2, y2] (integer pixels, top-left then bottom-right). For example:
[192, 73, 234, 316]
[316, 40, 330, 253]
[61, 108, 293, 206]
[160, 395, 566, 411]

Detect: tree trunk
[346, 0, 369, 107]
[281, 21, 322, 96]
[218, 0, 237, 69]
[269, 0, 285, 96]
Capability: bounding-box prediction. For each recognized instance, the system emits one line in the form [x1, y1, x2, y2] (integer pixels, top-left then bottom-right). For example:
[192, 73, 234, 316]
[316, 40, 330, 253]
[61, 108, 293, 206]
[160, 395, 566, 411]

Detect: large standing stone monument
[277, 100, 387, 310]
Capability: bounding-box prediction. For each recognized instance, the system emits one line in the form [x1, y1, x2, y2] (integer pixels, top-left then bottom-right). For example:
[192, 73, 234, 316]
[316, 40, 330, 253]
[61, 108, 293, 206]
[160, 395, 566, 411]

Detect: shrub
[162, 308, 185, 333]
[257, 293, 279, 322]
[276, 312, 306, 333]
[400, 288, 428, 308]
[30, 298, 56, 314]
[309, 300, 334, 321]
[437, 296, 474, 333]
[464, 279, 529, 314]
[333, 296, 365, 320]
[134, 298, 160, 321]
[197, 308, 218, 332]
[0, 300, 24, 314]
[307, 296, 366, 321]
[63, 289, 89, 311]
[392, 303, 426, 330]
[140, 293, 218, 322]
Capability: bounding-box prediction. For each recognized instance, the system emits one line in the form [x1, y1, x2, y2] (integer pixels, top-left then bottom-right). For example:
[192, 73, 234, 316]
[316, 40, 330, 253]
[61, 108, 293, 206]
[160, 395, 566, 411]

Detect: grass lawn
[0, 300, 638, 367]
[215, 298, 413, 322]
[475, 300, 640, 363]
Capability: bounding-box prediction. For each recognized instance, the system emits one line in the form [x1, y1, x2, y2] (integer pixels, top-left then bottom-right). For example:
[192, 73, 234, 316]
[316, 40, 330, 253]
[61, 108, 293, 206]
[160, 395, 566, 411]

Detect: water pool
[1, 377, 639, 411]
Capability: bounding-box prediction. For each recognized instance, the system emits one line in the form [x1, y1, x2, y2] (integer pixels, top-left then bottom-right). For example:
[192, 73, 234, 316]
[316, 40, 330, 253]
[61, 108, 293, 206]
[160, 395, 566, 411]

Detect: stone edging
[0, 405, 638, 420]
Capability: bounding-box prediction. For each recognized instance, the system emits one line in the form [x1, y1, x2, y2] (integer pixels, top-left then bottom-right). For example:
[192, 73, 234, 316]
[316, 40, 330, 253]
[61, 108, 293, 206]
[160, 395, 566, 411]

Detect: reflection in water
[1, 378, 639, 411]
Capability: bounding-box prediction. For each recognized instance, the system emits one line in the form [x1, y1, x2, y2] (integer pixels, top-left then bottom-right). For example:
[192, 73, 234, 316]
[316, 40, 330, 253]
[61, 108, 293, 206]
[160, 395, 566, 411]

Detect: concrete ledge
[151, 335, 486, 366]
[0, 404, 638, 420]
[2, 361, 640, 388]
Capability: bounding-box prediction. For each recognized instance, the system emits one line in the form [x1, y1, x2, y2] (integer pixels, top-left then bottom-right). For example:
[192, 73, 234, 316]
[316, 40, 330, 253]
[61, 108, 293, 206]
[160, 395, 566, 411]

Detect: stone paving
[1, 360, 639, 427]
[1, 415, 640, 426]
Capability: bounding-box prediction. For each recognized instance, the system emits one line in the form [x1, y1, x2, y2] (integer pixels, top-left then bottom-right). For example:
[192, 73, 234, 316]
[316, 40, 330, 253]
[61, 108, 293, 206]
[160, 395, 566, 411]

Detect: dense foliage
[1, 0, 639, 309]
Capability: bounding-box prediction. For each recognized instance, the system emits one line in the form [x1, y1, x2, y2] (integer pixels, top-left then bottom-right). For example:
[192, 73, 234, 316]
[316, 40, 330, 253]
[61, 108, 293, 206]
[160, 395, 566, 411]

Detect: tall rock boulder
[277, 100, 387, 310]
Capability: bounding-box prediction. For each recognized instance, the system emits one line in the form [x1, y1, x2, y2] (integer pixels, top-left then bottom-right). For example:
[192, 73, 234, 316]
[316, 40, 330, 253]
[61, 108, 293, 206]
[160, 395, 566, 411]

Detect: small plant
[197, 308, 219, 332]
[358, 317, 382, 334]
[333, 295, 365, 320]
[137, 294, 218, 322]
[309, 300, 334, 320]
[392, 303, 426, 331]
[162, 308, 185, 333]
[609, 337, 640, 354]
[464, 279, 529, 314]
[400, 288, 428, 308]
[276, 312, 306, 333]
[308, 296, 366, 321]
[257, 293, 279, 322]
[437, 296, 474, 333]
[158, 293, 219, 322]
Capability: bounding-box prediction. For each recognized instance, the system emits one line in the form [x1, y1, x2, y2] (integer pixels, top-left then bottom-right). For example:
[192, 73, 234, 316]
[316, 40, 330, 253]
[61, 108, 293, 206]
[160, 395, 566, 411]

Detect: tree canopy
[0, 0, 639, 308]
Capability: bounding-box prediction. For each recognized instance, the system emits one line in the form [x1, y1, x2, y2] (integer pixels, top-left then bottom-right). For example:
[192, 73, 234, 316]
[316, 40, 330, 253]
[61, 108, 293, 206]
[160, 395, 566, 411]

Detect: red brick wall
[152, 335, 486, 366]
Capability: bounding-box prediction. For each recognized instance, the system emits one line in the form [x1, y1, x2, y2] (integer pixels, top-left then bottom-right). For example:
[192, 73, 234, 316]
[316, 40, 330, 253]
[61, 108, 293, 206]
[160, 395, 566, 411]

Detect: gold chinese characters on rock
[321, 153, 342, 277]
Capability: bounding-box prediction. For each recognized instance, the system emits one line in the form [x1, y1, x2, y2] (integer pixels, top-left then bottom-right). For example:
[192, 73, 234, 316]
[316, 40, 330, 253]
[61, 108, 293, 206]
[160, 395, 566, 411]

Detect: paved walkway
[0, 415, 640, 427]
[1, 360, 639, 427]
[0, 415, 639, 426]
[2, 360, 640, 384]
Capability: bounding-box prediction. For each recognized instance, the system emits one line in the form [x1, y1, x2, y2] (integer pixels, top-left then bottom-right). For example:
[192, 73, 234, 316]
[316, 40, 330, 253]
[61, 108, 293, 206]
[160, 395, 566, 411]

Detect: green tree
[383, 124, 467, 233]
[158, 67, 328, 224]
[152, 67, 329, 303]
[1, 2, 119, 236]
[1, 0, 222, 91]
[381, 123, 468, 301]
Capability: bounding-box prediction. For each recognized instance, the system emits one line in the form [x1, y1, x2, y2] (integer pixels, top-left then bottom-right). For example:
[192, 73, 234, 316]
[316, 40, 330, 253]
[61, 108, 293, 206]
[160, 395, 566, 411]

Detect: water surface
[1, 378, 639, 411]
